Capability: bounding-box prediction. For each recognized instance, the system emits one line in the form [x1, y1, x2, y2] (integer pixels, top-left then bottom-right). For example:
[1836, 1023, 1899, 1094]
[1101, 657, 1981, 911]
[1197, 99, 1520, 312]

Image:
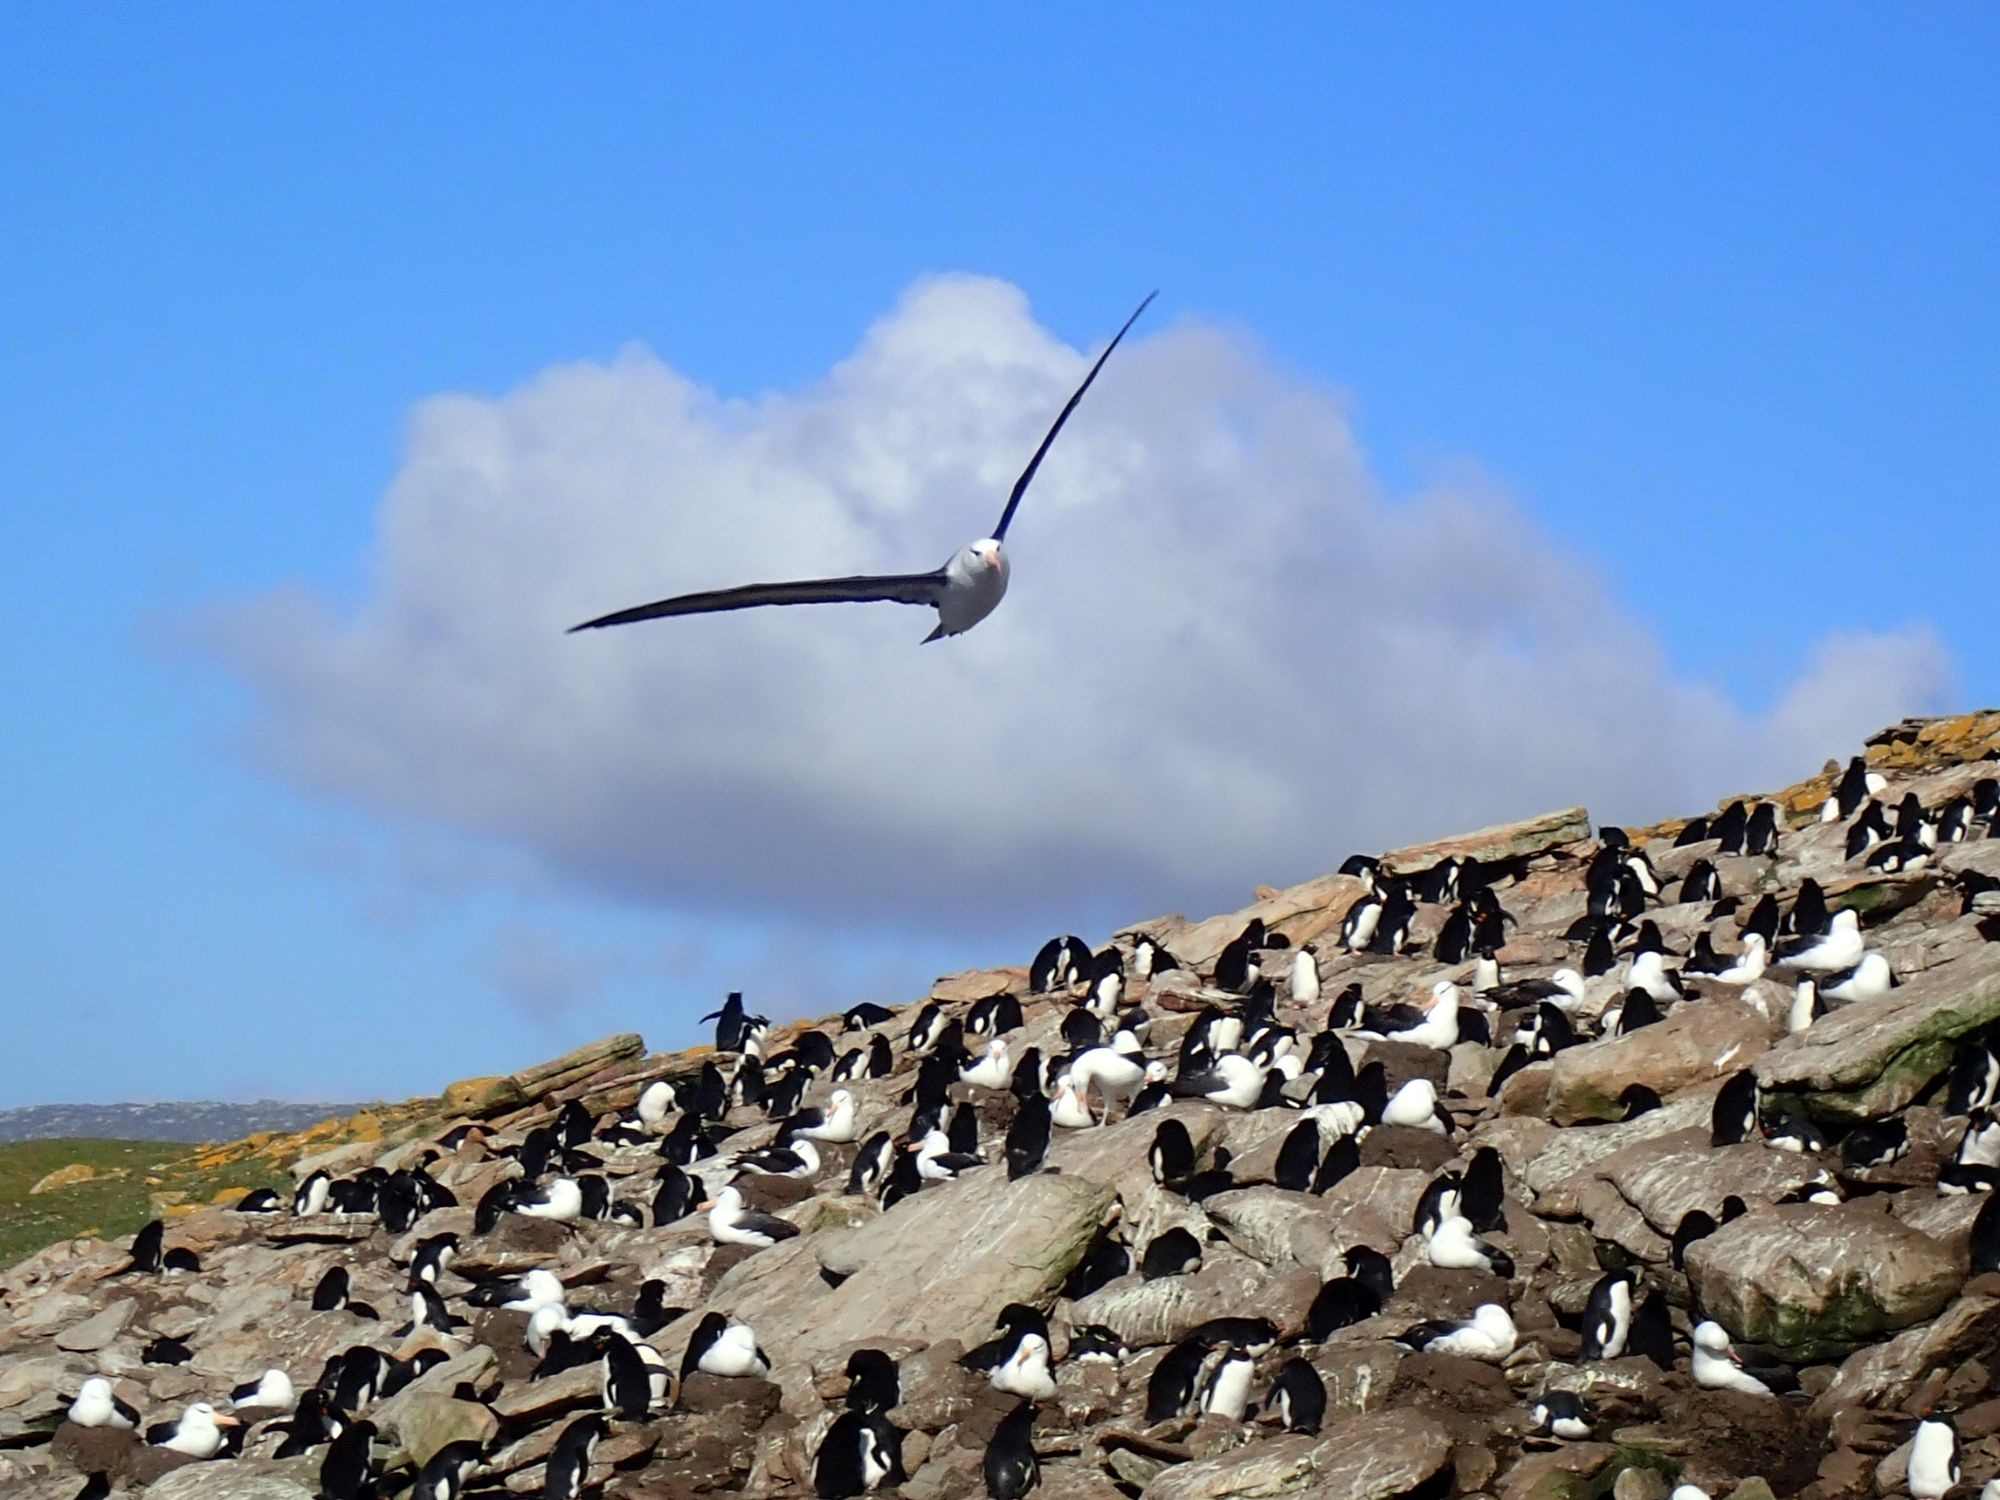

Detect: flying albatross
[567, 290, 1157, 642]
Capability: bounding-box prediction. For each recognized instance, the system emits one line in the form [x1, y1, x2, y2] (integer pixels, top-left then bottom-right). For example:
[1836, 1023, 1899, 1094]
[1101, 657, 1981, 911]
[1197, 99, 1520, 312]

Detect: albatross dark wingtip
[989, 289, 1157, 543]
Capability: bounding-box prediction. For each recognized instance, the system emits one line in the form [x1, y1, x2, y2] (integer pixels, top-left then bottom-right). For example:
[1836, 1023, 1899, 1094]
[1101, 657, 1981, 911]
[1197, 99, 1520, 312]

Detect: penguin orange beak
[213, 1414, 242, 1427]
[694, 1199, 715, 1211]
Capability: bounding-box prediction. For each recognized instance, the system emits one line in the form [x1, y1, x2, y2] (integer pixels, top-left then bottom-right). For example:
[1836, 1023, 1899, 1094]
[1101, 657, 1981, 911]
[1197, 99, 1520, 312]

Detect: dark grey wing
[738, 1210, 800, 1241]
[990, 291, 1157, 543]
[568, 570, 947, 633]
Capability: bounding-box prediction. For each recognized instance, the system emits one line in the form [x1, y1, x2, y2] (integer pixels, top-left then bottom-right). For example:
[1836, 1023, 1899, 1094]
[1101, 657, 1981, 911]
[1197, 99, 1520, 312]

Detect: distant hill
[0, 1100, 364, 1144]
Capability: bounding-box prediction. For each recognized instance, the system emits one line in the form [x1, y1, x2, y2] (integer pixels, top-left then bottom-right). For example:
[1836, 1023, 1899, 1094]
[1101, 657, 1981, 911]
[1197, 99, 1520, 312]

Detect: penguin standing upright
[982, 1399, 1039, 1499]
[1579, 1270, 1636, 1360]
[1199, 1345, 1256, 1420]
[813, 1409, 906, 1497]
[543, 1414, 605, 1500]
[1146, 1338, 1209, 1420]
[1267, 1357, 1326, 1434]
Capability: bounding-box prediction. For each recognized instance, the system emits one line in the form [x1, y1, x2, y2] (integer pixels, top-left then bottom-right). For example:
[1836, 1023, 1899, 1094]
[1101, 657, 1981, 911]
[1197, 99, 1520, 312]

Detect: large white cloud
[203, 275, 1955, 947]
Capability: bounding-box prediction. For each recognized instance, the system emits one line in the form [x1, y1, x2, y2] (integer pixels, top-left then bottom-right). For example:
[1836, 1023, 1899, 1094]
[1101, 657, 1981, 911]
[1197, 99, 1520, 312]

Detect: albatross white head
[935, 539, 1011, 638]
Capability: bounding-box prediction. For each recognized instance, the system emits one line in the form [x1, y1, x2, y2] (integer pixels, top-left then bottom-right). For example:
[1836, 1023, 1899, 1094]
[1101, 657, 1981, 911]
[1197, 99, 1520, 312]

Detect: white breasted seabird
[66, 1377, 139, 1430]
[701, 1185, 800, 1248]
[147, 1402, 239, 1458]
[1691, 1320, 1794, 1396]
[1772, 909, 1864, 974]
[989, 1331, 1057, 1399]
[568, 293, 1155, 644]
[1394, 1303, 1517, 1362]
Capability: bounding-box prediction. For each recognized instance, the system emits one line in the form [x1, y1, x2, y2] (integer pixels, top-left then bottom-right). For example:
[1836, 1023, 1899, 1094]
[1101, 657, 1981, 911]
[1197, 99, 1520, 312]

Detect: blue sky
[4, 7, 1993, 1107]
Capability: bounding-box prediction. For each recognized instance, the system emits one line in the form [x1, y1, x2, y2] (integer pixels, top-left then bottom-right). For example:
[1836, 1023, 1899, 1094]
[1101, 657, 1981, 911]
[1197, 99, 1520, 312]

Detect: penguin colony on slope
[19, 742, 2000, 1498]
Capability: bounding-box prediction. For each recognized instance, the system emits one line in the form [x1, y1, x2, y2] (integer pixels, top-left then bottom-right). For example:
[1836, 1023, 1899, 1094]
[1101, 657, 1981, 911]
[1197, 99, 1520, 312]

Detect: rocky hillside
[3, 710, 2000, 1500]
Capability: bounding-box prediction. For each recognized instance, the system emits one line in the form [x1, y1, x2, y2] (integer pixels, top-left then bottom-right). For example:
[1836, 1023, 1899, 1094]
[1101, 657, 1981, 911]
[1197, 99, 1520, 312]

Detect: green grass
[0, 1139, 197, 1267]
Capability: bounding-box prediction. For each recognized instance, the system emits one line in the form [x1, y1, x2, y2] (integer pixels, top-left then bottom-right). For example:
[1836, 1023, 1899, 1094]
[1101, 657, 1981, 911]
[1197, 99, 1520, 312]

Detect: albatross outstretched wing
[989, 290, 1157, 543]
[567, 569, 948, 633]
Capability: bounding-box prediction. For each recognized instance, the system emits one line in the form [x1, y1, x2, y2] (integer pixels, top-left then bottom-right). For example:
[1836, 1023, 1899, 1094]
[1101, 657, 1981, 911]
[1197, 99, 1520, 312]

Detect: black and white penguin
[1840, 1115, 1910, 1169]
[1212, 930, 1259, 993]
[843, 1001, 896, 1031]
[1031, 935, 1092, 994]
[1627, 1289, 1675, 1369]
[1713, 800, 1750, 855]
[268, 1388, 338, 1459]
[317, 1419, 378, 1500]
[1370, 884, 1419, 955]
[406, 1283, 463, 1335]
[1670, 1209, 1720, 1271]
[982, 1399, 1039, 1500]
[1340, 888, 1385, 953]
[1743, 802, 1781, 856]
[1306, 1264, 1382, 1340]
[1710, 1070, 1759, 1146]
[1761, 1111, 1827, 1154]
[1325, 982, 1366, 1029]
[1145, 1337, 1209, 1421]
[1674, 815, 1711, 846]
[1339, 852, 1382, 882]
[843, 1349, 900, 1414]
[1460, 1146, 1506, 1233]
[1311, 1133, 1361, 1193]
[414, 1438, 484, 1500]
[1579, 1269, 1637, 1360]
[118, 1219, 166, 1276]
[1531, 1390, 1593, 1441]
[1187, 1316, 1279, 1354]
[658, 1110, 719, 1166]
[1266, 1357, 1326, 1434]
[652, 1165, 702, 1227]
[1140, 1226, 1204, 1280]
[233, 1187, 282, 1214]
[1199, 1345, 1256, 1420]
[1973, 1194, 2000, 1275]
[847, 1132, 895, 1197]
[1005, 1095, 1052, 1181]
[813, 1409, 905, 1497]
[1274, 1119, 1323, 1193]
[543, 1414, 605, 1500]
[1950, 1038, 2000, 1115]
[1678, 860, 1722, 905]
[1821, 755, 1878, 822]
[1068, 1324, 1127, 1364]
[966, 990, 1025, 1039]
[596, 1331, 652, 1420]
[904, 1002, 948, 1056]
[311, 1266, 360, 1315]
[1132, 932, 1183, 982]
[699, 992, 766, 1054]
[292, 1170, 332, 1218]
